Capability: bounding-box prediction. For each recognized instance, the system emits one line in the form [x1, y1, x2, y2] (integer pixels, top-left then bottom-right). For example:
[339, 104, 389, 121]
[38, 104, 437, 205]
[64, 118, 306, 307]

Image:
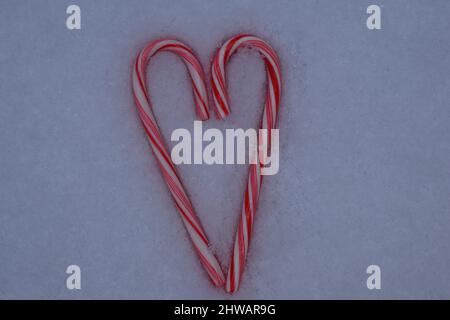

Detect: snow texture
[1, 0, 450, 299]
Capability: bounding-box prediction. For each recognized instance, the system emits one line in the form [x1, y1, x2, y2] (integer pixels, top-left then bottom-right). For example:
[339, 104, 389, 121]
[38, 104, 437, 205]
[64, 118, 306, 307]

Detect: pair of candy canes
[132, 34, 281, 293]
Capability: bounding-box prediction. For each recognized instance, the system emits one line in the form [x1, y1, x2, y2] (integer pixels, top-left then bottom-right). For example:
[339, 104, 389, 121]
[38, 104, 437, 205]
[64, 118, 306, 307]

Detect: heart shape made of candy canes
[132, 34, 281, 293]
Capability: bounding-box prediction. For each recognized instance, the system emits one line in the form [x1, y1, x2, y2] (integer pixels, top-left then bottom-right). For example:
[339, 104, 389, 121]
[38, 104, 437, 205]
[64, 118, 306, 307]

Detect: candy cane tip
[214, 278, 226, 287]
[225, 284, 236, 294]
[215, 108, 230, 120]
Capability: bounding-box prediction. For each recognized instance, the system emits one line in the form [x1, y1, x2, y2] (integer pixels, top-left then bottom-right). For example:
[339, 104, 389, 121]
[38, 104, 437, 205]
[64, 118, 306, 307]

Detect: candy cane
[132, 39, 225, 287]
[211, 34, 282, 293]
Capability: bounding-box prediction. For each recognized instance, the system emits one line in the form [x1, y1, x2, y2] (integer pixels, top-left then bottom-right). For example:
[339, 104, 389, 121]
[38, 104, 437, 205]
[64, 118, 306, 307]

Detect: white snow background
[1, 0, 450, 299]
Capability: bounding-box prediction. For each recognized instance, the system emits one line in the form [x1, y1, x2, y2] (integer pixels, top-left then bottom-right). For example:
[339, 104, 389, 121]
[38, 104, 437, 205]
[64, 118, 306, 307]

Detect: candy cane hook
[132, 39, 225, 286]
[211, 34, 282, 293]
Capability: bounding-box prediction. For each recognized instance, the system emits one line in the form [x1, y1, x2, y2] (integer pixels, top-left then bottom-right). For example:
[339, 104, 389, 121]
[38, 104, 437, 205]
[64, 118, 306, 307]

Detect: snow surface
[1, 0, 450, 299]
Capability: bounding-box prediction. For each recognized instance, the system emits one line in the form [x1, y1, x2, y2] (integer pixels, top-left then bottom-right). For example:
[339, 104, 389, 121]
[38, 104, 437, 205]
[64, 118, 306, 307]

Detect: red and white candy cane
[132, 39, 225, 286]
[211, 34, 282, 293]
